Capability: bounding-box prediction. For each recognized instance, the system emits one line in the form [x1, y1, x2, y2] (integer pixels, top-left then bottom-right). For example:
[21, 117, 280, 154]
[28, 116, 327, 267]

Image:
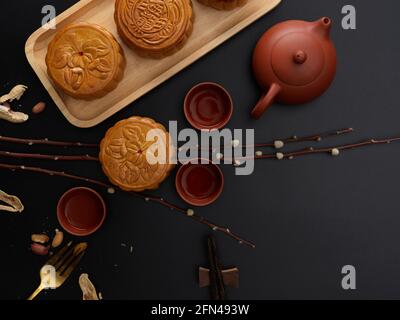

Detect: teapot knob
[293, 50, 307, 64]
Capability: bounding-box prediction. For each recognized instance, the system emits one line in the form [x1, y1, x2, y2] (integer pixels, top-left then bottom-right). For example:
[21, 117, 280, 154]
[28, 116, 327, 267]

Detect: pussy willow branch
[1, 128, 352, 151]
[0, 150, 98, 161]
[252, 127, 354, 148]
[265, 136, 400, 160]
[0, 135, 98, 148]
[243, 136, 400, 161]
[0, 163, 255, 248]
[178, 127, 354, 152]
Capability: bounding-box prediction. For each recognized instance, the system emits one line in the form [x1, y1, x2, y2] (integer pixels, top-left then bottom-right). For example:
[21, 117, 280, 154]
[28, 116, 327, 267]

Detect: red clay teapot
[251, 17, 337, 119]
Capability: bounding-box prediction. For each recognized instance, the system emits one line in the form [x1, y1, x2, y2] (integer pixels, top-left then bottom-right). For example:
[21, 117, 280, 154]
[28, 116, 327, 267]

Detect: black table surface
[1, 0, 400, 300]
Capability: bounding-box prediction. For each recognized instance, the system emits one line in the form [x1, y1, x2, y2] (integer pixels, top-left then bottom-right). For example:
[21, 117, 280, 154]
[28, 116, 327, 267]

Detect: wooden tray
[25, 0, 281, 128]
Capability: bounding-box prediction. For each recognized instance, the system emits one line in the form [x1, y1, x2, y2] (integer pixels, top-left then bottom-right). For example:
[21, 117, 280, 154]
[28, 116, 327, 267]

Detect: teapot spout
[310, 17, 332, 39]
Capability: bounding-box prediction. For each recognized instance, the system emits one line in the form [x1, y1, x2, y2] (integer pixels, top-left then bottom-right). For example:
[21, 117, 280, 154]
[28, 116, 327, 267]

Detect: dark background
[0, 0, 399, 300]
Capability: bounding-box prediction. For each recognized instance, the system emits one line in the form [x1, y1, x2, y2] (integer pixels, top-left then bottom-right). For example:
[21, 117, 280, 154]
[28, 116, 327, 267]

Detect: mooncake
[46, 23, 125, 100]
[197, 0, 247, 10]
[114, 0, 194, 57]
[99, 117, 175, 192]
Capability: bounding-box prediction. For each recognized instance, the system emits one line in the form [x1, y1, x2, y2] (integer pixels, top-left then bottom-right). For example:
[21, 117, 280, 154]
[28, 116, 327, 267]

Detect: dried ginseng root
[0, 85, 28, 103]
[0, 104, 29, 123]
[79, 274, 100, 300]
[0, 189, 24, 213]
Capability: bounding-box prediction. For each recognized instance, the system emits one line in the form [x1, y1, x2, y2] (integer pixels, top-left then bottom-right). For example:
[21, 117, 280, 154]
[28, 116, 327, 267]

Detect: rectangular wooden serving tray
[25, 0, 281, 128]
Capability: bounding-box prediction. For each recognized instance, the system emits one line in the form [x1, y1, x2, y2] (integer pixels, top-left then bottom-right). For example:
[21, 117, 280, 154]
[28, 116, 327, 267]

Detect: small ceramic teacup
[57, 187, 106, 236]
[184, 82, 233, 130]
[176, 159, 224, 206]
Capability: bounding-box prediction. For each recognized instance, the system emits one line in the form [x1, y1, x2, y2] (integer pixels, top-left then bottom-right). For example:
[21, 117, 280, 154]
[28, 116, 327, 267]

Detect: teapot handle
[251, 83, 281, 119]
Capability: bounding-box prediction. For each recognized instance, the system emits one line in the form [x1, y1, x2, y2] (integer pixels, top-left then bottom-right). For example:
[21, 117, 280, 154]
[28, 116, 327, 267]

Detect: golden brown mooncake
[114, 0, 194, 57]
[197, 0, 247, 10]
[99, 117, 176, 192]
[46, 23, 126, 100]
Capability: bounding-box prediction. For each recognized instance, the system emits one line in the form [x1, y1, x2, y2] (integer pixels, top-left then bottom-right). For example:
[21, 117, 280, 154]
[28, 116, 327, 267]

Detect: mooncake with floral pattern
[99, 117, 176, 192]
[46, 23, 125, 100]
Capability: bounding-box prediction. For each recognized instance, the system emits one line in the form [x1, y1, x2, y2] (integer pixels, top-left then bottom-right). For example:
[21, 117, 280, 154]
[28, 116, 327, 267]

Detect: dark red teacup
[184, 82, 233, 130]
[57, 187, 106, 236]
[176, 159, 224, 207]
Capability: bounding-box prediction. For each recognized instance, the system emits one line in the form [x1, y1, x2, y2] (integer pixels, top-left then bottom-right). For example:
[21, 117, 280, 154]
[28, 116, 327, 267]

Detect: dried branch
[247, 136, 400, 161]
[0, 128, 352, 152]
[0, 150, 98, 161]
[252, 127, 354, 148]
[0, 135, 98, 148]
[0, 163, 255, 249]
[178, 127, 354, 153]
[0, 163, 109, 187]
[267, 136, 400, 160]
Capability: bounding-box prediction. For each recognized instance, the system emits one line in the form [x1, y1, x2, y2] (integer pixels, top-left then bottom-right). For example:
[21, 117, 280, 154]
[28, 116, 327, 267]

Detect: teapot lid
[271, 32, 326, 86]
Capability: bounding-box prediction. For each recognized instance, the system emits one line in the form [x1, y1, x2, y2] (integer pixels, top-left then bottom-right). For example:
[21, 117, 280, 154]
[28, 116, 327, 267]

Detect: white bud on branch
[331, 148, 340, 156]
[274, 140, 284, 149]
[231, 140, 240, 148]
[276, 152, 284, 160]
